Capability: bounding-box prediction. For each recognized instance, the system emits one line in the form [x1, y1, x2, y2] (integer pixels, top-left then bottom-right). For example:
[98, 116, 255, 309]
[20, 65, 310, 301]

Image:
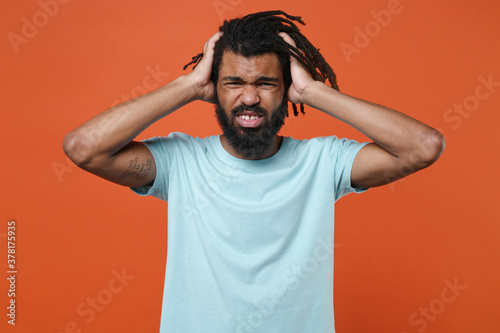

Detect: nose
[240, 85, 260, 106]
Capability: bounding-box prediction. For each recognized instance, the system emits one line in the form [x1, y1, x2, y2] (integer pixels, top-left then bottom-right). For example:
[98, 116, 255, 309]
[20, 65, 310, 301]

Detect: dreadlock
[183, 10, 339, 117]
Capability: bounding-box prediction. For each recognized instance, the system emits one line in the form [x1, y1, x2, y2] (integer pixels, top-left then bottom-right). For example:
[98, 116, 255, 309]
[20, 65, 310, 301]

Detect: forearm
[63, 75, 197, 166]
[302, 81, 444, 162]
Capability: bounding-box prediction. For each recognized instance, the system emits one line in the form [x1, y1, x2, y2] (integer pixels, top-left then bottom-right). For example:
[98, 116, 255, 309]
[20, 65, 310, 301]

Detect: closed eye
[225, 82, 243, 87]
[223, 81, 278, 88]
[257, 82, 278, 89]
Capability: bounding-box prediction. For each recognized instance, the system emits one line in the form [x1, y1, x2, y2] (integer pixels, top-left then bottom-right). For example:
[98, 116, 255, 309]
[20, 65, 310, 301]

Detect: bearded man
[63, 11, 444, 333]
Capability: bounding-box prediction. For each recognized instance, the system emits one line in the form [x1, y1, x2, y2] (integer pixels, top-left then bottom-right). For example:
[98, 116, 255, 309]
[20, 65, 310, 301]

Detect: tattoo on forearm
[119, 157, 152, 180]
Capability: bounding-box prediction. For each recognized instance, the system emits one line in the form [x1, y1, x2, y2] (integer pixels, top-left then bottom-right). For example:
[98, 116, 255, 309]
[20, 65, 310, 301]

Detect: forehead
[219, 50, 282, 79]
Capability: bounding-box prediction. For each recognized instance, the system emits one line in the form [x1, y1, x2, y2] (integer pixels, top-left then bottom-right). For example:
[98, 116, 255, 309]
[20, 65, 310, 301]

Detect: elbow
[62, 131, 94, 168]
[423, 129, 445, 164]
[411, 129, 446, 169]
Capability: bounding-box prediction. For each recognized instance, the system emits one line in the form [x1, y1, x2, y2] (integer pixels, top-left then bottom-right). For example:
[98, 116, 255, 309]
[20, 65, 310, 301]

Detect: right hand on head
[186, 31, 223, 103]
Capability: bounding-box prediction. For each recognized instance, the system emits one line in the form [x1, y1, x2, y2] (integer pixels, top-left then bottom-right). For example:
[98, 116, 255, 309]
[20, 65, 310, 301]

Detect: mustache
[231, 104, 268, 117]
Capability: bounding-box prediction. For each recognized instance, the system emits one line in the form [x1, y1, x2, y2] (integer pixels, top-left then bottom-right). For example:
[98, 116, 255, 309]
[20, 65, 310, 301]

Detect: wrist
[173, 75, 200, 103]
[182, 71, 214, 103]
[159, 74, 205, 106]
[300, 80, 328, 107]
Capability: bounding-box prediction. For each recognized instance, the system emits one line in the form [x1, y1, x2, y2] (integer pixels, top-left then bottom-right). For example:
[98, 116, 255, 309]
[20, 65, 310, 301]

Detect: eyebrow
[221, 76, 280, 82]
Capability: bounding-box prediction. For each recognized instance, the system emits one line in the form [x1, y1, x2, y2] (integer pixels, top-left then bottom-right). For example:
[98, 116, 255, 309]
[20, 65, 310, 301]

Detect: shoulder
[142, 132, 214, 150]
[282, 136, 369, 174]
[284, 135, 366, 154]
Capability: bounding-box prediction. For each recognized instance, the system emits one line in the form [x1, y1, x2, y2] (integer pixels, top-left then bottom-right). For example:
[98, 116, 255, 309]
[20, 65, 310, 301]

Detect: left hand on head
[278, 32, 316, 105]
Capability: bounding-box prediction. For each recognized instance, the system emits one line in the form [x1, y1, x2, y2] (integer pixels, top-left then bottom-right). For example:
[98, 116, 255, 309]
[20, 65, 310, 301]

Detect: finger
[278, 32, 296, 48]
[278, 32, 303, 58]
[198, 32, 223, 70]
[203, 31, 223, 55]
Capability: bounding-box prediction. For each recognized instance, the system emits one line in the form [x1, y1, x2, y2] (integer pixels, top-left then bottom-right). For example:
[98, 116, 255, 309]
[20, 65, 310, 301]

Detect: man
[63, 10, 444, 333]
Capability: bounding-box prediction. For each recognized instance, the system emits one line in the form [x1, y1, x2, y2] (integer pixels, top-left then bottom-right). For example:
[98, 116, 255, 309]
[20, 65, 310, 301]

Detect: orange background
[1, 0, 499, 332]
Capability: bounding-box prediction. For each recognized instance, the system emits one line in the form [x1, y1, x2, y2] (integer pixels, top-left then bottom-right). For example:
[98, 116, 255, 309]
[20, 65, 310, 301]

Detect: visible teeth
[239, 115, 258, 120]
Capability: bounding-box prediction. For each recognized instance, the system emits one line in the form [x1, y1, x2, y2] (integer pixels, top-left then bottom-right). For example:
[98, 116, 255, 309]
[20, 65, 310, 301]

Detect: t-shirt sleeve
[328, 137, 370, 201]
[129, 134, 176, 201]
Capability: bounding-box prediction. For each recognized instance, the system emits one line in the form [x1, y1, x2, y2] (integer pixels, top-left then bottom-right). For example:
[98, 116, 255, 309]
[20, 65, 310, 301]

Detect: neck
[220, 135, 283, 160]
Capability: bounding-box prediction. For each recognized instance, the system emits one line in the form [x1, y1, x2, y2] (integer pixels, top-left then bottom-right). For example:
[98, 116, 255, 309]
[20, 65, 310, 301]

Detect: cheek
[217, 87, 237, 107]
[267, 90, 286, 108]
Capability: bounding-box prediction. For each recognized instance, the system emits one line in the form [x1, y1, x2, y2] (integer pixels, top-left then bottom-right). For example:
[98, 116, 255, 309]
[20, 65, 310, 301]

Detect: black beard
[214, 97, 287, 159]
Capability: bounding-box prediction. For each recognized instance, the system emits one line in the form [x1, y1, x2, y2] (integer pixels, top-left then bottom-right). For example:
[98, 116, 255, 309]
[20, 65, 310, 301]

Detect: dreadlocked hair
[183, 10, 339, 117]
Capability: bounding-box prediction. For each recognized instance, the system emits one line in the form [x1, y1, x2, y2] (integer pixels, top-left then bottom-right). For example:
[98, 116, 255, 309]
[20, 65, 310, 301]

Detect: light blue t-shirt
[132, 132, 368, 333]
